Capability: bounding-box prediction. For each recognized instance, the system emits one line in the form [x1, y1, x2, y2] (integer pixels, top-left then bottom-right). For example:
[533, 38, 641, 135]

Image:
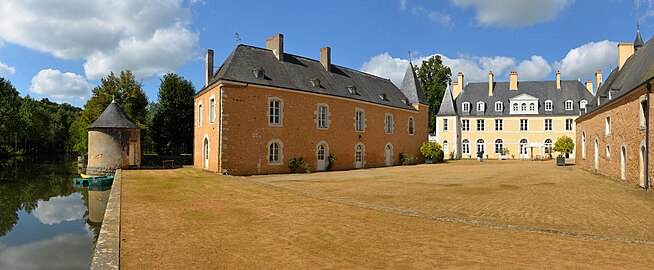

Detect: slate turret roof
[200, 45, 420, 111]
[635, 29, 645, 49]
[88, 100, 140, 129]
[400, 62, 428, 105]
[437, 85, 457, 116]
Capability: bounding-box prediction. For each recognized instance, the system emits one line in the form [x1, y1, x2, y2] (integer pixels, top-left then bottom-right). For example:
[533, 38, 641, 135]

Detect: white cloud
[361, 53, 412, 86]
[0, 61, 15, 76]
[29, 69, 92, 102]
[452, 0, 574, 27]
[400, 0, 452, 25]
[554, 40, 617, 80]
[0, 234, 92, 270]
[0, 0, 199, 80]
[516, 56, 552, 81]
[635, 0, 654, 22]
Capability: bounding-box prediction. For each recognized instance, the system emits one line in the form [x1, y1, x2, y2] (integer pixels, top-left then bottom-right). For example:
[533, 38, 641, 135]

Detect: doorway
[129, 142, 137, 166]
[355, 144, 364, 169]
[385, 144, 393, 166]
[594, 139, 599, 171]
[203, 138, 209, 169]
[316, 143, 328, 171]
[519, 139, 528, 159]
[621, 146, 627, 180]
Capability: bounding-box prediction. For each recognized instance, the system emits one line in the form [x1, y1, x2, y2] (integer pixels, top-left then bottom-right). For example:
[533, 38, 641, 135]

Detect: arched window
[520, 138, 528, 156]
[462, 102, 471, 112]
[582, 132, 586, 159]
[408, 117, 414, 135]
[513, 103, 518, 111]
[268, 97, 283, 126]
[476, 139, 485, 155]
[462, 139, 470, 155]
[521, 103, 527, 111]
[545, 100, 553, 111]
[565, 100, 573, 111]
[529, 103, 535, 111]
[494, 139, 503, 154]
[580, 100, 588, 109]
[606, 144, 611, 160]
[268, 141, 281, 164]
[544, 139, 553, 154]
[443, 140, 449, 154]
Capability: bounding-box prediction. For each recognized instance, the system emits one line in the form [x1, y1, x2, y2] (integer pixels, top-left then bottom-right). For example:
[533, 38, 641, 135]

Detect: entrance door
[621, 146, 627, 180]
[129, 142, 137, 165]
[203, 138, 209, 169]
[385, 144, 393, 166]
[519, 139, 528, 159]
[640, 145, 646, 187]
[594, 139, 599, 170]
[316, 143, 327, 171]
[355, 144, 364, 169]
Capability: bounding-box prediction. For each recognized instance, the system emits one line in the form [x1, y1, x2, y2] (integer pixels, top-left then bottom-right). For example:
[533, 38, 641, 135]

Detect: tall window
[494, 139, 504, 154]
[209, 98, 215, 123]
[462, 119, 470, 131]
[385, 114, 394, 133]
[495, 119, 503, 131]
[544, 139, 553, 154]
[443, 141, 449, 154]
[462, 102, 470, 112]
[565, 100, 573, 111]
[521, 103, 527, 111]
[317, 105, 328, 129]
[544, 119, 552, 131]
[605, 116, 611, 136]
[640, 99, 648, 128]
[268, 142, 281, 164]
[545, 100, 552, 111]
[462, 139, 470, 155]
[268, 98, 282, 126]
[495, 102, 503, 112]
[520, 119, 528, 131]
[442, 118, 448, 131]
[477, 102, 485, 111]
[355, 110, 365, 131]
[476, 139, 485, 154]
[580, 100, 587, 109]
[529, 103, 535, 111]
[582, 132, 586, 159]
[565, 118, 573, 131]
[408, 117, 414, 135]
[198, 103, 203, 127]
[606, 144, 611, 160]
[476, 119, 485, 131]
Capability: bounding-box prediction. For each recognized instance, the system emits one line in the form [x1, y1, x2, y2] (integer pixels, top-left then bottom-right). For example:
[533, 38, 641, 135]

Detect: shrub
[327, 153, 337, 171]
[553, 135, 575, 157]
[289, 157, 312, 173]
[449, 151, 455, 160]
[399, 153, 417, 165]
[301, 161, 312, 174]
[434, 149, 444, 163]
[420, 142, 442, 159]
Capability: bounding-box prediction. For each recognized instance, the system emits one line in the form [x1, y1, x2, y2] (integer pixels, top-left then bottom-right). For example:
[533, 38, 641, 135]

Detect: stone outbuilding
[87, 100, 141, 175]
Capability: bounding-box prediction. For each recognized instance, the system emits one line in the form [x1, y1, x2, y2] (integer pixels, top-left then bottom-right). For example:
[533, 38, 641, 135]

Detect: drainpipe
[646, 82, 651, 190]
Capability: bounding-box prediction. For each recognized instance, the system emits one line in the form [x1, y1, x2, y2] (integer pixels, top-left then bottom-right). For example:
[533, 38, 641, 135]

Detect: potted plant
[553, 135, 574, 166]
[420, 142, 442, 164]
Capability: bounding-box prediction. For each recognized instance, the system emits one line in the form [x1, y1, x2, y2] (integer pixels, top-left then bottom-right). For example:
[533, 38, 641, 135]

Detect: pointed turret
[437, 85, 457, 116]
[635, 25, 644, 51]
[88, 100, 139, 129]
[400, 62, 427, 105]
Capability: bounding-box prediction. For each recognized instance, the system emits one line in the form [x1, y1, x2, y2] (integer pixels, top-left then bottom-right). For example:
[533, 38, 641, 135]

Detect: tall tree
[0, 78, 21, 156]
[68, 70, 148, 154]
[416, 56, 452, 133]
[151, 73, 195, 155]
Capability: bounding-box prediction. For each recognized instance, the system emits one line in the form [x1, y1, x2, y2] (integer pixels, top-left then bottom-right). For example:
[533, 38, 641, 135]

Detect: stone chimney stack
[320, 47, 331, 72]
[585, 80, 593, 93]
[205, 49, 214, 87]
[266, 34, 284, 61]
[595, 70, 602, 92]
[509, 71, 518, 91]
[618, 42, 634, 70]
[488, 71, 494, 96]
[556, 71, 561, 90]
[453, 72, 464, 98]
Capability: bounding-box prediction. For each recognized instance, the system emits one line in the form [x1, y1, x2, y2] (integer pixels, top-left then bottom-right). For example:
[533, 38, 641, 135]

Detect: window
[495, 102, 503, 112]
[385, 114, 394, 133]
[462, 119, 470, 131]
[494, 139, 504, 154]
[545, 100, 552, 111]
[442, 118, 448, 131]
[476, 139, 485, 155]
[198, 103, 203, 127]
[529, 103, 535, 111]
[462, 139, 470, 155]
[476, 119, 485, 131]
[355, 109, 365, 131]
[606, 144, 611, 160]
[580, 100, 587, 109]
[317, 104, 329, 129]
[520, 139, 528, 156]
[544, 119, 552, 131]
[565, 118, 573, 131]
[477, 102, 485, 111]
[355, 144, 364, 162]
[520, 119, 528, 131]
[268, 98, 282, 126]
[443, 141, 449, 154]
[640, 98, 648, 128]
[408, 117, 414, 135]
[565, 100, 573, 111]
[513, 103, 518, 111]
[268, 141, 282, 164]
[463, 102, 470, 112]
[582, 132, 586, 159]
[347, 85, 359, 95]
[495, 119, 503, 131]
[544, 139, 553, 154]
[209, 98, 215, 123]
[521, 103, 527, 111]
[605, 116, 611, 136]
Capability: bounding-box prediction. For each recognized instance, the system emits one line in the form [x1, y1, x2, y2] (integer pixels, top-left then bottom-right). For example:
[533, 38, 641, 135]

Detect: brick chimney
[556, 71, 561, 90]
[585, 80, 593, 93]
[320, 47, 331, 72]
[488, 71, 494, 96]
[509, 71, 518, 91]
[617, 42, 634, 70]
[453, 72, 464, 98]
[205, 49, 214, 87]
[595, 70, 602, 92]
[266, 34, 284, 61]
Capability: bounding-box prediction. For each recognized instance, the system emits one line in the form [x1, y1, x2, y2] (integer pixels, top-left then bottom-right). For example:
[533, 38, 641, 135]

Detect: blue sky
[0, 0, 651, 107]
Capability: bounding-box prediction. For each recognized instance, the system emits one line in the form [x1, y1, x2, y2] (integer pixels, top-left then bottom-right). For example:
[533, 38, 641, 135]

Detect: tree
[151, 73, 195, 155]
[553, 135, 575, 157]
[417, 56, 452, 133]
[68, 70, 148, 154]
[0, 78, 21, 156]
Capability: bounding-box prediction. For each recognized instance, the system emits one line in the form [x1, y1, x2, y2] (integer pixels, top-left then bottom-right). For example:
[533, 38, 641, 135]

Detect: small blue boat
[73, 175, 114, 186]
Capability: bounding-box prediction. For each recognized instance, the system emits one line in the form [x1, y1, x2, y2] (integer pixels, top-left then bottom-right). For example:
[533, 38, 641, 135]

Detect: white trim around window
[268, 96, 283, 127]
[316, 103, 330, 129]
[197, 101, 203, 127]
[545, 100, 553, 111]
[408, 117, 415, 135]
[495, 101, 503, 112]
[462, 102, 470, 112]
[355, 108, 366, 132]
[565, 100, 573, 111]
[209, 95, 216, 124]
[267, 139, 284, 165]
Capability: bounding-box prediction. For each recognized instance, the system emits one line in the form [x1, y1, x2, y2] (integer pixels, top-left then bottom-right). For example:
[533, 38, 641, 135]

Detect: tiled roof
[88, 100, 139, 129]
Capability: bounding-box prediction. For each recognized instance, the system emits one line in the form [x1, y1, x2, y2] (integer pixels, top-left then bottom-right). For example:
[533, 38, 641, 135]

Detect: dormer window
[462, 102, 471, 112]
[379, 93, 389, 101]
[253, 68, 265, 79]
[529, 103, 535, 111]
[495, 101, 503, 112]
[310, 78, 321, 87]
[565, 100, 573, 111]
[580, 100, 587, 109]
[347, 85, 359, 95]
[476, 102, 485, 111]
[401, 98, 411, 105]
[545, 100, 552, 111]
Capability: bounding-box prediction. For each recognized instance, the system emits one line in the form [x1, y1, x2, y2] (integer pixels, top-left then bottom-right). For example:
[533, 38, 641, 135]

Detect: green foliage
[0, 78, 21, 156]
[553, 135, 575, 156]
[416, 56, 452, 133]
[289, 157, 311, 173]
[151, 73, 195, 155]
[420, 141, 442, 159]
[399, 153, 417, 165]
[327, 153, 337, 171]
[449, 151, 455, 160]
[434, 150, 445, 163]
[68, 70, 148, 154]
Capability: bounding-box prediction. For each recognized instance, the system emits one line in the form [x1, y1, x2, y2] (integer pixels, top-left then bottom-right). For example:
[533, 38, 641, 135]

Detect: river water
[0, 156, 108, 270]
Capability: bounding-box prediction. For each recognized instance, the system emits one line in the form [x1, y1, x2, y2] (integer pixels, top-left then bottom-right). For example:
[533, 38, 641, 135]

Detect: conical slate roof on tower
[437, 86, 457, 116]
[635, 29, 645, 49]
[400, 63, 428, 105]
[88, 100, 139, 129]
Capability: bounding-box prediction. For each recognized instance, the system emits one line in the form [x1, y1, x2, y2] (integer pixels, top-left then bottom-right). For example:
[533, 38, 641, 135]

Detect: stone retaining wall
[91, 169, 122, 269]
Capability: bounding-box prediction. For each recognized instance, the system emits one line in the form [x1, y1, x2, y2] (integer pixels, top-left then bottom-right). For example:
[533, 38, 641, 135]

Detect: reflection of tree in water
[0, 156, 77, 237]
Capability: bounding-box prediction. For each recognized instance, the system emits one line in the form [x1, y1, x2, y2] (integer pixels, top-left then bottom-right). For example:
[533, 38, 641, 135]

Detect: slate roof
[201, 45, 418, 111]
[400, 63, 428, 105]
[437, 85, 457, 116]
[452, 80, 594, 116]
[635, 30, 645, 48]
[587, 35, 654, 115]
[88, 100, 139, 129]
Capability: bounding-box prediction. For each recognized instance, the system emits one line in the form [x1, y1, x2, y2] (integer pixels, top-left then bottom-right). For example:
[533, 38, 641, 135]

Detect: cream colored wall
[436, 116, 459, 159]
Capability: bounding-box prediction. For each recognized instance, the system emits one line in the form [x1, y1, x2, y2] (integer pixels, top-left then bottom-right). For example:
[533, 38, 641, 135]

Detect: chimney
[509, 71, 518, 91]
[556, 71, 561, 90]
[617, 42, 634, 70]
[320, 47, 331, 72]
[453, 72, 464, 98]
[205, 49, 214, 87]
[595, 70, 602, 92]
[488, 71, 494, 96]
[266, 34, 284, 61]
[585, 80, 593, 93]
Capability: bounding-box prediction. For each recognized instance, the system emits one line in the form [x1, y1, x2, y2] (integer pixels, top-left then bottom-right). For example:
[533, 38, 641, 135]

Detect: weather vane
[235, 31, 241, 44]
[408, 50, 413, 64]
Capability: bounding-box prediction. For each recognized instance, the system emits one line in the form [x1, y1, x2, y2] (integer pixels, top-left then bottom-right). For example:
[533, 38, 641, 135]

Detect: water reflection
[33, 194, 86, 225]
[88, 188, 110, 225]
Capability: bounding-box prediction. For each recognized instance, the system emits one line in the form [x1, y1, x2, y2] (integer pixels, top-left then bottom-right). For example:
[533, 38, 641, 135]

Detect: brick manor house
[194, 34, 429, 175]
[576, 29, 653, 189]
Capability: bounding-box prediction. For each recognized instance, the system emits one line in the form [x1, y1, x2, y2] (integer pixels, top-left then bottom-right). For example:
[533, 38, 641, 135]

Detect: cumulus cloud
[32, 193, 86, 225]
[554, 40, 617, 80]
[360, 53, 412, 86]
[0, 234, 92, 270]
[516, 56, 552, 81]
[400, 0, 452, 25]
[452, 0, 574, 27]
[0, 0, 199, 80]
[0, 61, 15, 76]
[29, 70, 92, 102]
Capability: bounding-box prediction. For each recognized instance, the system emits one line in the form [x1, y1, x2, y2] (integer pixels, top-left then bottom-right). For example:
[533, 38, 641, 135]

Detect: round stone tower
[86, 100, 141, 175]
